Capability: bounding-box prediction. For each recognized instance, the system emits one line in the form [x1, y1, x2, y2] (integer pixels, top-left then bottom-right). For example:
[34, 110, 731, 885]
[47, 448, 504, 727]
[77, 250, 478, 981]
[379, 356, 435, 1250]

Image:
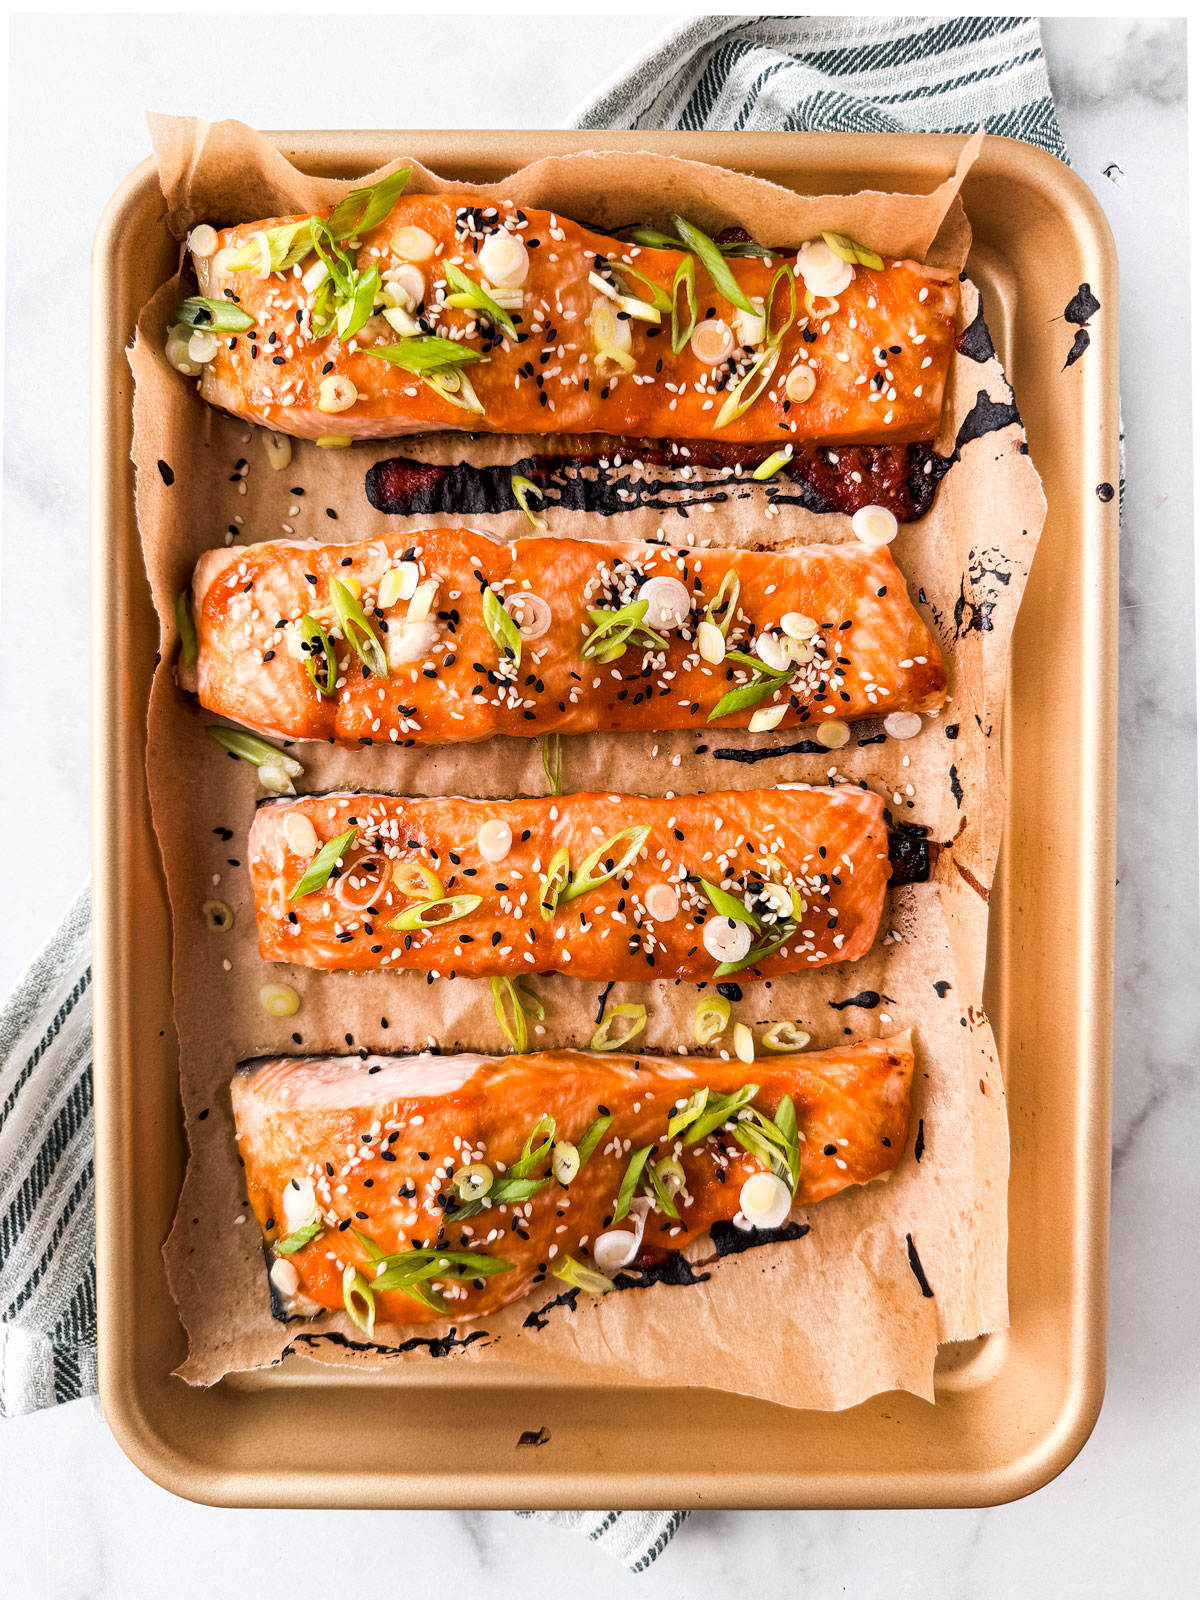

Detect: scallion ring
[341, 1264, 376, 1338]
[551, 1256, 614, 1295]
[289, 825, 358, 900]
[481, 584, 522, 667]
[670, 254, 697, 355]
[452, 1164, 494, 1203]
[385, 893, 482, 932]
[551, 1142, 580, 1186]
[206, 725, 304, 777]
[175, 590, 198, 668]
[714, 345, 781, 429]
[201, 899, 234, 934]
[510, 474, 547, 530]
[761, 1021, 812, 1052]
[173, 296, 255, 334]
[764, 265, 798, 349]
[703, 570, 741, 638]
[539, 845, 571, 920]
[391, 861, 444, 902]
[590, 1002, 647, 1052]
[670, 214, 755, 314]
[441, 261, 516, 337]
[299, 613, 337, 698]
[693, 994, 731, 1045]
[562, 825, 651, 904]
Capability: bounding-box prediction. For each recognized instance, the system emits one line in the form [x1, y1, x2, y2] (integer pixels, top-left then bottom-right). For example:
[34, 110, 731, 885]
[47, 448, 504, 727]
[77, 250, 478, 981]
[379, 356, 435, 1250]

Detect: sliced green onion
[752, 446, 794, 482]
[670, 214, 755, 314]
[350, 1228, 387, 1261]
[708, 650, 792, 723]
[643, 1156, 680, 1219]
[289, 824, 357, 899]
[327, 168, 411, 242]
[551, 1142, 580, 1186]
[580, 600, 669, 662]
[423, 369, 485, 414]
[511, 474, 547, 530]
[680, 1084, 760, 1146]
[699, 878, 761, 929]
[654, 1156, 687, 1197]
[330, 576, 388, 680]
[577, 1113, 615, 1166]
[772, 1095, 801, 1189]
[761, 1021, 811, 1052]
[624, 226, 687, 251]
[273, 1219, 323, 1256]
[335, 261, 380, 342]
[670, 255, 697, 355]
[540, 733, 562, 796]
[491, 975, 543, 1052]
[368, 1244, 512, 1303]
[716, 239, 773, 258]
[509, 1114, 556, 1180]
[562, 825, 651, 903]
[175, 590, 197, 667]
[365, 335, 486, 374]
[342, 1264, 376, 1337]
[551, 1256, 614, 1295]
[820, 229, 884, 271]
[590, 1002, 647, 1052]
[613, 1145, 654, 1225]
[221, 219, 314, 275]
[452, 1164, 494, 1203]
[174, 296, 255, 333]
[715, 345, 780, 429]
[668, 1087, 709, 1139]
[539, 845, 570, 920]
[481, 584, 522, 667]
[693, 994, 731, 1045]
[713, 926, 795, 978]
[259, 983, 299, 1017]
[764, 265, 797, 349]
[606, 258, 671, 315]
[484, 1175, 553, 1204]
[392, 860, 444, 901]
[704, 569, 741, 638]
[299, 613, 337, 698]
[206, 725, 303, 776]
[442, 261, 517, 337]
[385, 893, 482, 931]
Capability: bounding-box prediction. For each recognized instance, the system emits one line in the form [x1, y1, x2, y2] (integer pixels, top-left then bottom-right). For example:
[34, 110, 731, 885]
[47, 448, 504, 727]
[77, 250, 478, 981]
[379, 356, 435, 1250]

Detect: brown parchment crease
[131, 118, 1041, 1410]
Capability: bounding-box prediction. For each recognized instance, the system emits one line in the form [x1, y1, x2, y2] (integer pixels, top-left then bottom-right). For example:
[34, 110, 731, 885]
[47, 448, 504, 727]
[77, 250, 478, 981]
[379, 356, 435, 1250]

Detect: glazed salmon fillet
[232, 1035, 914, 1326]
[183, 179, 957, 446]
[248, 787, 891, 982]
[181, 530, 945, 747]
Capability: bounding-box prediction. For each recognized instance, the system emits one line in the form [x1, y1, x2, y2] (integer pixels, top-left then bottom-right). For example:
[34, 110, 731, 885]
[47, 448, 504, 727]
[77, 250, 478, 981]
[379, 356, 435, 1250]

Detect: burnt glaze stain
[364, 440, 944, 525]
[1064, 284, 1101, 325]
[949, 765, 964, 809]
[713, 739, 825, 764]
[716, 982, 743, 1003]
[889, 824, 934, 886]
[286, 1327, 489, 1358]
[828, 990, 895, 1011]
[523, 1287, 579, 1330]
[1064, 328, 1091, 369]
[953, 549, 1013, 641]
[956, 300, 996, 364]
[156, 459, 175, 486]
[914, 1118, 926, 1162]
[612, 1254, 713, 1291]
[1096, 482, 1115, 503]
[709, 1219, 811, 1258]
[944, 724, 959, 740]
[594, 981, 615, 1027]
[933, 980, 952, 997]
[905, 1233, 935, 1298]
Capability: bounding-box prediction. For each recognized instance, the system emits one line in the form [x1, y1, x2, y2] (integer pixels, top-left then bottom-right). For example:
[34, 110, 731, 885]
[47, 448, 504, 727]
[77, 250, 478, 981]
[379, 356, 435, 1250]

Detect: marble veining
[1, 14, 1196, 1597]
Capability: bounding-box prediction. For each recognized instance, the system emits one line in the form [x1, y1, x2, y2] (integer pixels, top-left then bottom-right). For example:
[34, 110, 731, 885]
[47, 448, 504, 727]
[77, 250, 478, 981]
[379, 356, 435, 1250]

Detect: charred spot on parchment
[953, 547, 1014, 640]
[523, 1288, 579, 1330]
[933, 980, 952, 998]
[914, 1118, 926, 1162]
[949, 765, 964, 808]
[956, 300, 996, 364]
[613, 1254, 712, 1291]
[156, 459, 175, 486]
[889, 824, 935, 885]
[709, 1219, 811, 1258]
[285, 1327, 489, 1358]
[364, 440, 943, 524]
[905, 1234, 935, 1298]
[828, 990, 895, 1012]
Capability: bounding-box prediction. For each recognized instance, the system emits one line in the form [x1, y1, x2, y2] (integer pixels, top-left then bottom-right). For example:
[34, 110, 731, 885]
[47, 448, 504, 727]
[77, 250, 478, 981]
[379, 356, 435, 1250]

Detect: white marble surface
[2, 13, 1197, 1596]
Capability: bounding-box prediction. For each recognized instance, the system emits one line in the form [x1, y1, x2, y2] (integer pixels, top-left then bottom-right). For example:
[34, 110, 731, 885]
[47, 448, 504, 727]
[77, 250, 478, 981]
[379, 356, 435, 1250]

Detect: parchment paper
[133, 118, 1043, 1409]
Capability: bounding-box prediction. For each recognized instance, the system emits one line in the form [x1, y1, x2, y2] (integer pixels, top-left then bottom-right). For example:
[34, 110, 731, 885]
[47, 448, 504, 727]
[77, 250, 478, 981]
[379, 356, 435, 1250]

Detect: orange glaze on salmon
[180, 530, 945, 747]
[189, 190, 958, 446]
[248, 787, 891, 982]
[232, 1036, 914, 1326]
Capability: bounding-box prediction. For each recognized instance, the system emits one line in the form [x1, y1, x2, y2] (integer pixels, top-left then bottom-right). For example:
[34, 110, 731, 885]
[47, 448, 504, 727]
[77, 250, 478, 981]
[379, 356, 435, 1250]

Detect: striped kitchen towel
[1, 9, 1065, 1572]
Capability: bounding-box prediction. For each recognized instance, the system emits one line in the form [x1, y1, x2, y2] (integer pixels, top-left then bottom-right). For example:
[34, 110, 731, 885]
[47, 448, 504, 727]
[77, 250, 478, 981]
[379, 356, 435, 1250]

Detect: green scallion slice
[643, 1155, 681, 1219]
[820, 229, 884, 271]
[491, 976, 543, 1052]
[221, 219, 314, 275]
[580, 600, 669, 662]
[751, 446, 794, 481]
[330, 576, 388, 680]
[606, 259, 672, 315]
[385, 893, 482, 932]
[670, 214, 755, 314]
[289, 824, 357, 900]
[175, 590, 197, 668]
[511, 474, 547, 530]
[509, 1113, 556, 1180]
[679, 1083, 760, 1146]
[761, 1021, 811, 1053]
[667, 1088, 709, 1139]
[764, 265, 797, 349]
[327, 168, 412, 242]
[206, 725, 303, 777]
[299, 613, 337, 698]
[624, 226, 687, 251]
[693, 994, 731, 1045]
[365, 335, 486, 374]
[699, 878, 761, 929]
[335, 261, 381, 342]
[540, 733, 563, 796]
[481, 584, 522, 667]
[590, 1003, 647, 1052]
[714, 345, 781, 429]
[612, 1145, 654, 1225]
[342, 1264, 376, 1337]
[551, 1256, 614, 1295]
[703, 569, 741, 638]
[576, 1113, 615, 1166]
[713, 926, 795, 978]
[273, 1219, 323, 1256]
[442, 261, 517, 337]
[174, 296, 255, 333]
[670, 255, 697, 355]
[539, 845, 570, 920]
[562, 824, 651, 904]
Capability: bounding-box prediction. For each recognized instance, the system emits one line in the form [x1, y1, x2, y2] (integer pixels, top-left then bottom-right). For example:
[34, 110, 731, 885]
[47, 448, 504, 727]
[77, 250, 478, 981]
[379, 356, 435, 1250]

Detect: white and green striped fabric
[0, 10, 1064, 1571]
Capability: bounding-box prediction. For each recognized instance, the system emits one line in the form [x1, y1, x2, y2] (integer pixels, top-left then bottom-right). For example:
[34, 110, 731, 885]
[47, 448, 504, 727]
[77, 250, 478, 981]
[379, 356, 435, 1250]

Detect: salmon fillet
[248, 787, 891, 982]
[181, 530, 945, 746]
[232, 1035, 914, 1327]
[188, 189, 957, 446]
